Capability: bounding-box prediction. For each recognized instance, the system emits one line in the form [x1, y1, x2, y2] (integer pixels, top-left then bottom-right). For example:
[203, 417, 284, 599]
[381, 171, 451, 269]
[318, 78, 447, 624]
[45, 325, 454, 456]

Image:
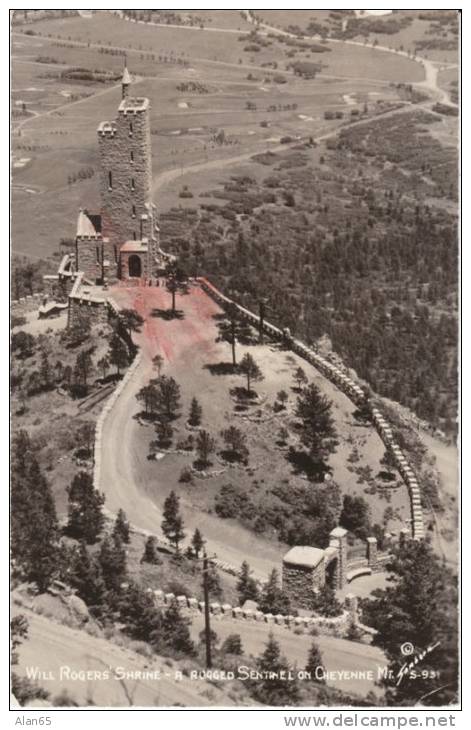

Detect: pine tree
[237, 561, 260, 605]
[188, 397, 203, 427]
[161, 491, 185, 551]
[69, 541, 107, 613]
[195, 429, 216, 467]
[191, 528, 205, 558]
[98, 534, 127, 594]
[11, 430, 58, 591]
[362, 540, 458, 706]
[108, 334, 128, 376]
[66, 471, 105, 544]
[113, 508, 130, 544]
[205, 565, 223, 599]
[311, 585, 342, 617]
[293, 366, 308, 390]
[295, 383, 337, 462]
[221, 633, 244, 655]
[153, 599, 196, 657]
[141, 536, 161, 564]
[305, 641, 325, 683]
[251, 633, 299, 705]
[238, 352, 263, 394]
[259, 569, 291, 615]
[118, 582, 162, 641]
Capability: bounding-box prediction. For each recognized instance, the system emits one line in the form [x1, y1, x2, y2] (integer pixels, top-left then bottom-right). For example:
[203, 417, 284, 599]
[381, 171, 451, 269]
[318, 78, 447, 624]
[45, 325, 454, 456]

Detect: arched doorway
[128, 254, 142, 278]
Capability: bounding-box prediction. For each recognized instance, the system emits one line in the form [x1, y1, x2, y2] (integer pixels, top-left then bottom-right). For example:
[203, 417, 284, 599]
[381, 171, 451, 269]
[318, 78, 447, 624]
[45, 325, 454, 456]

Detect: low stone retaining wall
[152, 589, 363, 639]
[11, 292, 45, 315]
[197, 277, 425, 541]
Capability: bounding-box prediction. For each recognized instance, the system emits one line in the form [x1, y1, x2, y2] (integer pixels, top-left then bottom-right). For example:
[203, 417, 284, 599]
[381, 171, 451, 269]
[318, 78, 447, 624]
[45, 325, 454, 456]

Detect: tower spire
[122, 57, 131, 100]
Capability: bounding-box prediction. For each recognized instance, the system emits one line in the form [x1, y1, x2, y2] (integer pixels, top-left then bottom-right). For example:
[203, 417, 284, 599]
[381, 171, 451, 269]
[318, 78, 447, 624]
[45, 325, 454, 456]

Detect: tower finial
[122, 57, 131, 100]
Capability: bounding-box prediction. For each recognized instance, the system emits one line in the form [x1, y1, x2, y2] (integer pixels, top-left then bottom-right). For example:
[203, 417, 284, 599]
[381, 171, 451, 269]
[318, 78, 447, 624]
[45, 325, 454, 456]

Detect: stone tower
[74, 64, 168, 283]
[96, 66, 160, 279]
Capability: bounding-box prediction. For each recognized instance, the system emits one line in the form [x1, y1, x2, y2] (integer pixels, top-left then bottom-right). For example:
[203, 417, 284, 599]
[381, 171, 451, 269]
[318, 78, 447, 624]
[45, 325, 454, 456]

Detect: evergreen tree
[205, 565, 223, 599]
[221, 633, 244, 655]
[191, 528, 205, 558]
[153, 599, 196, 657]
[141, 536, 161, 564]
[154, 375, 181, 420]
[119, 582, 161, 641]
[340, 494, 371, 541]
[161, 491, 185, 551]
[221, 425, 249, 462]
[216, 302, 252, 366]
[238, 352, 264, 394]
[188, 397, 203, 427]
[113, 508, 130, 544]
[311, 585, 342, 617]
[69, 541, 107, 613]
[108, 334, 128, 376]
[66, 471, 105, 544]
[237, 560, 260, 605]
[295, 383, 337, 462]
[77, 421, 95, 459]
[305, 640, 326, 683]
[362, 541, 458, 706]
[11, 430, 58, 591]
[195, 429, 216, 467]
[251, 633, 299, 706]
[119, 308, 144, 339]
[98, 534, 127, 594]
[259, 569, 291, 615]
[293, 366, 308, 390]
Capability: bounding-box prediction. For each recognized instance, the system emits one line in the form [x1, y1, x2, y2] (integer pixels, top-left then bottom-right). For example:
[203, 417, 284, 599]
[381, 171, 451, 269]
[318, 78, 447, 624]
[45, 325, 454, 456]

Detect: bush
[215, 484, 253, 519]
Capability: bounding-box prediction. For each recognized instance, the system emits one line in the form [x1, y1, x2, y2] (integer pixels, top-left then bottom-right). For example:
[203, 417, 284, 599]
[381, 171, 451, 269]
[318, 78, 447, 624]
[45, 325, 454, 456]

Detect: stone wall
[11, 293, 45, 316]
[152, 589, 361, 639]
[282, 562, 325, 610]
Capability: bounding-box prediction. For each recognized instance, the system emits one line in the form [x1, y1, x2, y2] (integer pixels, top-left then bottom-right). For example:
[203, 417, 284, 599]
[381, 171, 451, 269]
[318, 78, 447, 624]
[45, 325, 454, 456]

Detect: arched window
[131, 178, 135, 191]
[108, 171, 112, 189]
[96, 246, 100, 263]
[130, 151, 134, 163]
[129, 122, 133, 135]
[133, 231, 136, 240]
[132, 204, 136, 217]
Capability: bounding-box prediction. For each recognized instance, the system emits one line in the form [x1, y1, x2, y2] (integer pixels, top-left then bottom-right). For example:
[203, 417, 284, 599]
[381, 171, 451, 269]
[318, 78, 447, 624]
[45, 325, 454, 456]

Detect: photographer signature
[396, 641, 441, 686]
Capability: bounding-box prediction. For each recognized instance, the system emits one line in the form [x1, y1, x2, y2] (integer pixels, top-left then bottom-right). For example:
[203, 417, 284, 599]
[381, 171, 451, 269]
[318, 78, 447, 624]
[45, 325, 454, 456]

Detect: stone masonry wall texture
[98, 102, 153, 252]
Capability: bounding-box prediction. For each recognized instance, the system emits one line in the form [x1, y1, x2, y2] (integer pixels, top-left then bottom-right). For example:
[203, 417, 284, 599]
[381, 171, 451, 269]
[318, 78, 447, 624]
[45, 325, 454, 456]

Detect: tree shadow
[230, 386, 258, 401]
[204, 362, 236, 376]
[286, 447, 331, 482]
[193, 458, 213, 471]
[151, 308, 185, 320]
[220, 449, 248, 465]
[133, 410, 158, 423]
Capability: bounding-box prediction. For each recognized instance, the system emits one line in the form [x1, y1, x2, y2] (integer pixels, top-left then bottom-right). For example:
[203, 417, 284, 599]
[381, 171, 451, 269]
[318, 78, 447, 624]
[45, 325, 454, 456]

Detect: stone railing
[152, 588, 368, 639]
[11, 292, 45, 315]
[197, 277, 424, 541]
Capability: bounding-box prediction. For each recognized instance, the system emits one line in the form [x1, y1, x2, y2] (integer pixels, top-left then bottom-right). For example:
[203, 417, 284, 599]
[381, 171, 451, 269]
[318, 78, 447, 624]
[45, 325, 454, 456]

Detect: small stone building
[282, 547, 326, 610]
[282, 527, 350, 609]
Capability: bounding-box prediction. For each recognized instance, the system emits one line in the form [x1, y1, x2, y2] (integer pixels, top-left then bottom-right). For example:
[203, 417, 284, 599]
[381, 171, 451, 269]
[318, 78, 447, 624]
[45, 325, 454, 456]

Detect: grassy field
[11, 12, 422, 260]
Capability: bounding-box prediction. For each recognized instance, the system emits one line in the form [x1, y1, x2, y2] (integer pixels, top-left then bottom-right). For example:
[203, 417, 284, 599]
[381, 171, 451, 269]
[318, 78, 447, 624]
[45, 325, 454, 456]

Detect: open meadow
[12, 11, 426, 260]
